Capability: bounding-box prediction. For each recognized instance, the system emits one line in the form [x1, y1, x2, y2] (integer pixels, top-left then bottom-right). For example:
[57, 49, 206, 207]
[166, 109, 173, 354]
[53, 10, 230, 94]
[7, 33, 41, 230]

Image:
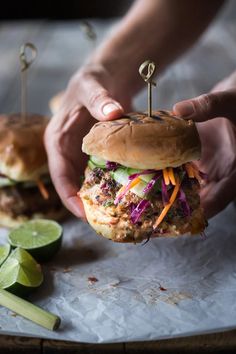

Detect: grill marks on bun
[82, 110, 201, 170]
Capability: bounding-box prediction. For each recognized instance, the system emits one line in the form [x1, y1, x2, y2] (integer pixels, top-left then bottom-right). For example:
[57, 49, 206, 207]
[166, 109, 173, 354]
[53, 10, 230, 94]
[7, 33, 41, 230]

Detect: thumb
[173, 90, 236, 123]
[80, 76, 124, 121]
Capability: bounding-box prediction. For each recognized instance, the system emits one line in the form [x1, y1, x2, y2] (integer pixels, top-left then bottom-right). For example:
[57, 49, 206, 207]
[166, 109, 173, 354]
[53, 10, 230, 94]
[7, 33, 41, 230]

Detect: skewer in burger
[0, 114, 67, 228]
[79, 110, 207, 242]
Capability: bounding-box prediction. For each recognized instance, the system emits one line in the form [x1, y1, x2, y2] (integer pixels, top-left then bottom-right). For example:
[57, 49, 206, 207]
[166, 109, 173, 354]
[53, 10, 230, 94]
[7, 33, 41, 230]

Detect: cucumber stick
[90, 155, 106, 167]
[127, 168, 155, 183]
[89, 157, 154, 183]
[111, 168, 147, 198]
[88, 160, 97, 170]
[88, 157, 157, 198]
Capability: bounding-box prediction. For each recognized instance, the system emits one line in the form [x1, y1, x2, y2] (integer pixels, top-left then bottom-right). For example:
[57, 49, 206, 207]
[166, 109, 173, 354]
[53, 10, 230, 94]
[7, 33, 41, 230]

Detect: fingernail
[174, 101, 194, 117]
[102, 103, 122, 116]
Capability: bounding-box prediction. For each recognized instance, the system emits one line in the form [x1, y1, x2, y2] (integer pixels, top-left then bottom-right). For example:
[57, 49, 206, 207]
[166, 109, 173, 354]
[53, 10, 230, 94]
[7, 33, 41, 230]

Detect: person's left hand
[173, 70, 236, 219]
[44, 61, 133, 219]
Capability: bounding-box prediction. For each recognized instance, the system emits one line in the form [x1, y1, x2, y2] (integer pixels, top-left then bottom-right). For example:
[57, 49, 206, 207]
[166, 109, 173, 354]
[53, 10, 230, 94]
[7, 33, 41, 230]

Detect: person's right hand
[45, 62, 134, 218]
[173, 70, 236, 219]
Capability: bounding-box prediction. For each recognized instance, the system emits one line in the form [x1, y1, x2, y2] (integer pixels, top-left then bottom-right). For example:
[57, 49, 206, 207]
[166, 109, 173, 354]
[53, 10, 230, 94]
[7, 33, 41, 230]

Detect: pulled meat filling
[81, 167, 206, 240]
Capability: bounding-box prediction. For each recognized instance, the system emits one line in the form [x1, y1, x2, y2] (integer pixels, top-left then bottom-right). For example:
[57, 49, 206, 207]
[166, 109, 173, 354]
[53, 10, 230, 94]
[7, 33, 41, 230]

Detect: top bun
[82, 110, 201, 169]
[0, 114, 49, 181]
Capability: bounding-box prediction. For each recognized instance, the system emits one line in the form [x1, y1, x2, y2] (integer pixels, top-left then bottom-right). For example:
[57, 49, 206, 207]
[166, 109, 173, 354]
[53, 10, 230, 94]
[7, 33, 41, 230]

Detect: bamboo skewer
[139, 60, 157, 117]
[19, 43, 37, 122]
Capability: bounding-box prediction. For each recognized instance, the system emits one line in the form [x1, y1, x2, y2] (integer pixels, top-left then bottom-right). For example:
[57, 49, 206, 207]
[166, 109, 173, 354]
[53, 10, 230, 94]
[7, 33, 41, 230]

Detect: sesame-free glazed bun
[49, 91, 64, 115]
[82, 111, 201, 169]
[0, 114, 49, 181]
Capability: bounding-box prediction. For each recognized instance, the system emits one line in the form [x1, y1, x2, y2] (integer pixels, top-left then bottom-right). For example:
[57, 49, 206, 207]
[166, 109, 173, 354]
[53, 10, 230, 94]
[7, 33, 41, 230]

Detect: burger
[0, 114, 67, 228]
[49, 91, 64, 115]
[79, 110, 207, 242]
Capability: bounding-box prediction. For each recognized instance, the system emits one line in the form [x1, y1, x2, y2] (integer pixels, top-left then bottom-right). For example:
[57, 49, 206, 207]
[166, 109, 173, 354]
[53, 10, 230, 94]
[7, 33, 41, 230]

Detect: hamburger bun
[49, 91, 64, 115]
[82, 110, 201, 169]
[0, 114, 49, 181]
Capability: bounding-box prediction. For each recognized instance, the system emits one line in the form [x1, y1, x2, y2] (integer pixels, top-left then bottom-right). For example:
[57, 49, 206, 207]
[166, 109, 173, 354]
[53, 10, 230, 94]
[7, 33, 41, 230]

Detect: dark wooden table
[1, 6, 236, 352]
[1, 329, 236, 353]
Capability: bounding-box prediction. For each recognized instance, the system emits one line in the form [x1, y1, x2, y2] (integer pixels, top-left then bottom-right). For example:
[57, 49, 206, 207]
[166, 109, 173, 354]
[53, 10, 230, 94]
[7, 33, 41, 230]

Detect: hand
[173, 71, 236, 219]
[45, 62, 133, 218]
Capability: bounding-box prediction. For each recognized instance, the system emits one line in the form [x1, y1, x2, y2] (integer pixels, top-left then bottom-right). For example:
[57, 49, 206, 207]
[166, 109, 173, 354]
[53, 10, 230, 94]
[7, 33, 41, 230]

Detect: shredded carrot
[190, 162, 198, 171]
[128, 177, 140, 190]
[37, 179, 49, 200]
[115, 177, 140, 203]
[189, 162, 204, 185]
[185, 163, 195, 178]
[163, 169, 170, 185]
[192, 169, 203, 185]
[168, 168, 176, 185]
[153, 176, 180, 229]
[117, 185, 126, 195]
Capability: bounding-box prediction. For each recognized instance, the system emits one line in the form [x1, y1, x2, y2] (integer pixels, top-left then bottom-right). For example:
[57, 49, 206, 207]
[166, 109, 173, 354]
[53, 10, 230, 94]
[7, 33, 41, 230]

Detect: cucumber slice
[0, 177, 16, 187]
[127, 168, 155, 183]
[88, 160, 96, 170]
[132, 180, 147, 198]
[90, 155, 106, 168]
[111, 168, 147, 198]
[110, 168, 129, 186]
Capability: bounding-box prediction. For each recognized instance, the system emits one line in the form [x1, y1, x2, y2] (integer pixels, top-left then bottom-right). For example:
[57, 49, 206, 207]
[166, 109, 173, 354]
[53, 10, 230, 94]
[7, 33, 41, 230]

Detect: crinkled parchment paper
[0, 203, 236, 343]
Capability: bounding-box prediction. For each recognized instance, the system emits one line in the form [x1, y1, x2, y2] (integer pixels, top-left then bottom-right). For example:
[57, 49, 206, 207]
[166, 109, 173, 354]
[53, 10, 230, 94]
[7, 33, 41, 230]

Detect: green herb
[103, 200, 114, 207]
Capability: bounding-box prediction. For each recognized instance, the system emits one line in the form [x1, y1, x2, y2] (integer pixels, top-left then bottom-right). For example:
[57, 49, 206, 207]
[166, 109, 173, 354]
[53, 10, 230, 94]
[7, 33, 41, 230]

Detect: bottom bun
[0, 207, 68, 229]
[81, 196, 206, 243]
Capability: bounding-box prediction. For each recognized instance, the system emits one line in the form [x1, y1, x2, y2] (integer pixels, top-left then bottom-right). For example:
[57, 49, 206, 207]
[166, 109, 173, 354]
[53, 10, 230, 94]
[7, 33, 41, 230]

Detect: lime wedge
[0, 244, 11, 266]
[0, 248, 43, 296]
[8, 219, 63, 262]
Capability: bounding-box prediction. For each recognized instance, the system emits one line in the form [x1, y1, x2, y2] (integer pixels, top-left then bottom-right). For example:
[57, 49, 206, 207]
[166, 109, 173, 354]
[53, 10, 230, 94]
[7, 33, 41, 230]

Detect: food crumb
[159, 285, 167, 291]
[88, 276, 98, 284]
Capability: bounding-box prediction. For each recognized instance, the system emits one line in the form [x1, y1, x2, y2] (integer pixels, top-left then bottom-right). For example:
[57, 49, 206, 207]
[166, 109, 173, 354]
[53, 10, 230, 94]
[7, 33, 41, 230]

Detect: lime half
[8, 219, 63, 262]
[0, 244, 11, 266]
[0, 248, 43, 296]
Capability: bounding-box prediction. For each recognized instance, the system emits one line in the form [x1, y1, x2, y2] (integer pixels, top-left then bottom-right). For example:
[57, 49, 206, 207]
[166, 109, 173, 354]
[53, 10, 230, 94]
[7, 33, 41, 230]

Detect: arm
[91, 0, 225, 96]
